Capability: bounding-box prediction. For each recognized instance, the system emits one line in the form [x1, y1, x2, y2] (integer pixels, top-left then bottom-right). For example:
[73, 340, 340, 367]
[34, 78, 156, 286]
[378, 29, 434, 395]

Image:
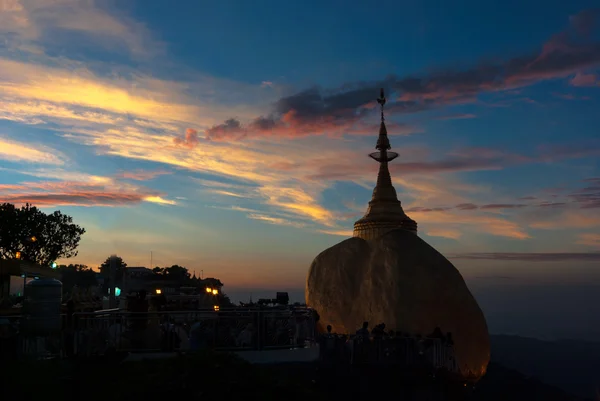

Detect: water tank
[22, 278, 63, 336]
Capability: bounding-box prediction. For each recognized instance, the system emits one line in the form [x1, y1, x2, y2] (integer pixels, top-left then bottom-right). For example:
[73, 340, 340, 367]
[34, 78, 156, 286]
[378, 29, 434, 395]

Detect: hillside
[490, 334, 600, 399]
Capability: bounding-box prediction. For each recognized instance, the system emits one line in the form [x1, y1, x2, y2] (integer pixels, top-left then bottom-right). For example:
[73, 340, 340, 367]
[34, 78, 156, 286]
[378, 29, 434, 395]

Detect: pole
[150, 251, 153, 270]
[201, 270, 203, 280]
[109, 255, 116, 309]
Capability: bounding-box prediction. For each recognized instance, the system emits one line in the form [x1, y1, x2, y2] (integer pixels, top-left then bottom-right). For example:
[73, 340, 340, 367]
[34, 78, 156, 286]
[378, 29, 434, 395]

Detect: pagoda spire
[352, 89, 417, 240]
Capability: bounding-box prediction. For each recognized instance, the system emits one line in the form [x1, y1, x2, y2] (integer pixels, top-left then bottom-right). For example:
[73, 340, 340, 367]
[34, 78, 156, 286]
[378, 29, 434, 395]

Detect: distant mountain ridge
[490, 334, 600, 399]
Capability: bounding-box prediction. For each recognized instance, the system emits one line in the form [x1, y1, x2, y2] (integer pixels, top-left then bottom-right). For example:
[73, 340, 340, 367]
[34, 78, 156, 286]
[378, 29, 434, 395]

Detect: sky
[1, 1, 599, 339]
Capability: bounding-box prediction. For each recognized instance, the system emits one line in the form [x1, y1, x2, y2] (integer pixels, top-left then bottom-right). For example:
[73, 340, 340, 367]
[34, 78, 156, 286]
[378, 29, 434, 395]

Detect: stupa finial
[377, 87, 386, 122]
[352, 89, 418, 239]
[371, 88, 395, 160]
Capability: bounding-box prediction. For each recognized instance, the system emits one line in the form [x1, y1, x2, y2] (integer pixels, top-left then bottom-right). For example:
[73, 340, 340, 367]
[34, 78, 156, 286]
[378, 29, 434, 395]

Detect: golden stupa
[305, 89, 490, 380]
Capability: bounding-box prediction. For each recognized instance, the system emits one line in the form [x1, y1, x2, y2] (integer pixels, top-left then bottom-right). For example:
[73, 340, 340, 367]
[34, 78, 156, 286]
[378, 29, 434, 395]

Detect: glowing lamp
[30, 236, 37, 242]
[212, 289, 218, 295]
[15, 251, 21, 259]
[115, 287, 121, 297]
[51, 262, 57, 269]
[206, 287, 212, 293]
[213, 305, 219, 311]
[156, 289, 162, 295]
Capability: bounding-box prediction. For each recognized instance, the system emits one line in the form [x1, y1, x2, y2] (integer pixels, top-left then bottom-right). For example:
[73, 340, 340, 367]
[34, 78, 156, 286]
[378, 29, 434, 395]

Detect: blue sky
[1, 0, 599, 326]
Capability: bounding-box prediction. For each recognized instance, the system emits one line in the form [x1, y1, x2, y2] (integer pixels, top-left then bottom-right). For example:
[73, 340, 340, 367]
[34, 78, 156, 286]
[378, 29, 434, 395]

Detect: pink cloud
[0, 180, 174, 207]
[205, 113, 420, 141]
[204, 9, 600, 142]
[570, 72, 599, 86]
[173, 128, 199, 148]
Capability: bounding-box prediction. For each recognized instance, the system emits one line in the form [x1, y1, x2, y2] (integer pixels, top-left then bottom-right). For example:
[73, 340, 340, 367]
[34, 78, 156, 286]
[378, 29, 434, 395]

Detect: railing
[0, 308, 318, 359]
[319, 334, 460, 374]
[2, 309, 459, 374]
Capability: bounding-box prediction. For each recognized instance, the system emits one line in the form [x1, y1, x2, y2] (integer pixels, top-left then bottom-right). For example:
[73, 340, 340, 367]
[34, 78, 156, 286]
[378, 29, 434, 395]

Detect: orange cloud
[412, 210, 531, 240]
[529, 211, 600, 230]
[426, 229, 462, 239]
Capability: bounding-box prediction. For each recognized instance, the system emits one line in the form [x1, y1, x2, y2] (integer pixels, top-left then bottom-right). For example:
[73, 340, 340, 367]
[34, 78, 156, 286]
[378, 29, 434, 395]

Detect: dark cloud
[568, 184, 600, 209]
[435, 113, 477, 120]
[307, 142, 600, 182]
[449, 252, 600, 262]
[405, 206, 452, 213]
[480, 203, 528, 209]
[536, 202, 568, 207]
[204, 9, 600, 141]
[456, 203, 478, 210]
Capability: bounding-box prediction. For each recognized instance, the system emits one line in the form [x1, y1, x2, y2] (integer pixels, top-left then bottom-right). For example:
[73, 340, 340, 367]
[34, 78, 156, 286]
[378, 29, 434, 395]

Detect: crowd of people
[319, 321, 457, 373]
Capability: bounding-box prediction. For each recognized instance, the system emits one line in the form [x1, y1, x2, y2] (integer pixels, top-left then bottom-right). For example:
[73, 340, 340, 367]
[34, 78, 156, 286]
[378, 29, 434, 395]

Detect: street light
[206, 287, 212, 293]
[212, 289, 218, 295]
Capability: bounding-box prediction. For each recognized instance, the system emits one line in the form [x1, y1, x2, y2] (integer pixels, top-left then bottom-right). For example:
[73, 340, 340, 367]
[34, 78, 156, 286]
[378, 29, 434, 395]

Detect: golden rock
[305, 89, 490, 380]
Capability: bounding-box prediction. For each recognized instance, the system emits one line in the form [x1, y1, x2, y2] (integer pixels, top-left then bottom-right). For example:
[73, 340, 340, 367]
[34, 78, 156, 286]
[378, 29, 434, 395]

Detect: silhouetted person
[356, 321, 370, 340]
[372, 323, 386, 338]
[429, 326, 444, 339]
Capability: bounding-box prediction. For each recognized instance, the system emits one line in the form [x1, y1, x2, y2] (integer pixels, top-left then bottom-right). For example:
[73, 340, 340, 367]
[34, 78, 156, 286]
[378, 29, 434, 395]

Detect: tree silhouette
[58, 264, 98, 294]
[0, 203, 85, 267]
[151, 265, 191, 282]
[100, 256, 127, 289]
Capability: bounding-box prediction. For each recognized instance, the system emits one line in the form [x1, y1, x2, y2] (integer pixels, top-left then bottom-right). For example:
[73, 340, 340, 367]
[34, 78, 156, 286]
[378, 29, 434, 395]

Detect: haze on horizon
[1, 0, 599, 341]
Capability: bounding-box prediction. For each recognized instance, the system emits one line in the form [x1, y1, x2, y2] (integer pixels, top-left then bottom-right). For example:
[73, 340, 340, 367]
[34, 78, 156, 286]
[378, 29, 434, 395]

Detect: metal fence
[0, 308, 318, 359]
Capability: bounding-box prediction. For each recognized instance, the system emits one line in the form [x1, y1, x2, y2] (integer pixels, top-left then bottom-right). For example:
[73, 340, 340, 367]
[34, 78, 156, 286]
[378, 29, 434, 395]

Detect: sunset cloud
[0, 3, 598, 249]
[173, 128, 200, 149]
[576, 233, 600, 247]
[570, 72, 599, 86]
[0, 0, 162, 56]
[0, 176, 175, 207]
[0, 137, 64, 165]
[426, 228, 462, 239]
[411, 210, 531, 240]
[205, 10, 600, 142]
